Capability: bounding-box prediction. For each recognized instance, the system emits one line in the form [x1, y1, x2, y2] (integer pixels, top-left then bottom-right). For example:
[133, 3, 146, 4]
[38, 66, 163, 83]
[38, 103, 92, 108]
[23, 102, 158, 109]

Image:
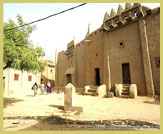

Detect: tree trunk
[3, 61, 13, 70]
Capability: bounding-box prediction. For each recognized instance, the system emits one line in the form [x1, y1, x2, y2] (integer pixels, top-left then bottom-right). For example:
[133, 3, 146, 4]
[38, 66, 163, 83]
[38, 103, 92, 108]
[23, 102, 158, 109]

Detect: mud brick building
[55, 3, 160, 96]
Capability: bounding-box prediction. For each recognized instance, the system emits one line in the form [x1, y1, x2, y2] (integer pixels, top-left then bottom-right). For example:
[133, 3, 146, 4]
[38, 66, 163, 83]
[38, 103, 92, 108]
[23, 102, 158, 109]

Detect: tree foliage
[3, 14, 46, 71]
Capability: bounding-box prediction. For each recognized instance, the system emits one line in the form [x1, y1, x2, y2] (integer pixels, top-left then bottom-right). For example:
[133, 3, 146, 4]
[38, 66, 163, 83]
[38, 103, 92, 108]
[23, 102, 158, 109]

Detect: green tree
[3, 14, 46, 71]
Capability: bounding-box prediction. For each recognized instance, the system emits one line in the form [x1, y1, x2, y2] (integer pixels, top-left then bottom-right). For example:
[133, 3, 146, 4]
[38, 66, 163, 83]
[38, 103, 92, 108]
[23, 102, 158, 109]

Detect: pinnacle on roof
[87, 23, 91, 34]
[103, 11, 109, 22]
[110, 8, 116, 17]
[117, 4, 124, 14]
[85, 23, 91, 37]
[125, 3, 132, 10]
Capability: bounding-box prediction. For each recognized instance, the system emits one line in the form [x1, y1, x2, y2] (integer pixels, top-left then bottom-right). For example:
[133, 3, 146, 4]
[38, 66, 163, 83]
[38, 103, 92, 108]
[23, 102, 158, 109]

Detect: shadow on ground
[48, 105, 83, 113]
[143, 100, 160, 105]
[26, 95, 35, 97]
[3, 115, 160, 131]
[143, 97, 160, 105]
[48, 105, 64, 110]
[26, 94, 49, 97]
[3, 97, 24, 108]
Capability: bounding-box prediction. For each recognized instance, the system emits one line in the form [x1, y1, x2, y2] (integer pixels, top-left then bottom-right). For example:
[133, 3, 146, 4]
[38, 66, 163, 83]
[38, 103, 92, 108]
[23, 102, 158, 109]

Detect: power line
[4, 3, 87, 32]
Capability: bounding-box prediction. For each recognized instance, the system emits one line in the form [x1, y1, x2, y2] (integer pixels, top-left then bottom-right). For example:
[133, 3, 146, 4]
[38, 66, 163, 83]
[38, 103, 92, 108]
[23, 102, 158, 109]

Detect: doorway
[122, 63, 131, 84]
[95, 68, 100, 85]
[66, 74, 72, 84]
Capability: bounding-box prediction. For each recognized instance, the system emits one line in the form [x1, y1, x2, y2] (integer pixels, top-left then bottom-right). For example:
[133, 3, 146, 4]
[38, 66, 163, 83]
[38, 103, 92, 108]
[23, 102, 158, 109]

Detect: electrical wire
[4, 3, 87, 31]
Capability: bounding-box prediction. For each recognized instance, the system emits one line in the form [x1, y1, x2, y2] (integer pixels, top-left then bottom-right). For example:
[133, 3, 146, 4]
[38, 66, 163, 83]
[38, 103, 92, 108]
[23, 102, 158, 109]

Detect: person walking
[40, 81, 45, 95]
[33, 82, 38, 96]
[46, 81, 52, 93]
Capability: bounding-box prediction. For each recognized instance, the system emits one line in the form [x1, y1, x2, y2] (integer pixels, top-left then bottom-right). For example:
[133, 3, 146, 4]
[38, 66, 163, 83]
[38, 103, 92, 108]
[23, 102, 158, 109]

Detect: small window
[95, 53, 99, 60]
[108, 23, 111, 27]
[14, 74, 19, 81]
[134, 11, 137, 16]
[118, 40, 125, 48]
[120, 42, 123, 46]
[125, 16, 128, 19]
[155, 57, 160, 68]
[51, 69, 53, 72]
[28, 75, 32, 81]
[116, 19, 119, 23]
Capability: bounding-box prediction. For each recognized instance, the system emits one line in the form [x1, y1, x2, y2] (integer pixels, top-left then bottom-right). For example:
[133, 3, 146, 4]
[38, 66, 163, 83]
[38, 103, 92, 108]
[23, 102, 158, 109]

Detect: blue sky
[3, 3, 160, 61]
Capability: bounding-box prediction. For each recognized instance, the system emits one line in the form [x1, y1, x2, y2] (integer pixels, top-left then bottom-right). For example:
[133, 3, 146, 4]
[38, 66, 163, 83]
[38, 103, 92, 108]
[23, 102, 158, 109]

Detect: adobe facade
[55, 3, 160, 96]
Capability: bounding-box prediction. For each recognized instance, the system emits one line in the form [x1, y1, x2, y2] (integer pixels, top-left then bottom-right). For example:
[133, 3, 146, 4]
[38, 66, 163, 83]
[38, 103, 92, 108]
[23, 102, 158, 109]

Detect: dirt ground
[3, 89, 160, 131]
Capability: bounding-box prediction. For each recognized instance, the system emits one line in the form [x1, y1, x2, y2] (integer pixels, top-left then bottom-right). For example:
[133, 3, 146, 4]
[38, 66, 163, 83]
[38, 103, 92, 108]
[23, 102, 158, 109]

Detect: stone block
[96, 84, 106, 97]
[64, 83, 76, 111]
[108, 92, 114, 98]
[129, 84, 137, 98]
[83, 85, 90, 95]
[115, 84, 122, 97]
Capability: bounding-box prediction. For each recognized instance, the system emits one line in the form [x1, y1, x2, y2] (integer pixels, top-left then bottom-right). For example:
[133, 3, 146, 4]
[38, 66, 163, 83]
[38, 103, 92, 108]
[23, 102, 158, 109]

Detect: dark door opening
[122, 63, 131, 84]
[66, 74, 72, 84]
[95, 68, 100, 85]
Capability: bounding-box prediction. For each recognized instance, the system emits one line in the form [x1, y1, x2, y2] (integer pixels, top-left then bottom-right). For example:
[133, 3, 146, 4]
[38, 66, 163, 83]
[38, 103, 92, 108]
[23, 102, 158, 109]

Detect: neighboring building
[41, 58, 55, 87]
[55, 3, 160, 96]
[3, 68, 40, 93]
[3, 58, 55, 93]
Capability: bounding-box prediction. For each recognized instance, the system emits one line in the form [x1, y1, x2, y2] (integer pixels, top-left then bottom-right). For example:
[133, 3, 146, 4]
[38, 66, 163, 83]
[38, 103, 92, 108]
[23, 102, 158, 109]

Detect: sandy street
[3, 89, 160, 131]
